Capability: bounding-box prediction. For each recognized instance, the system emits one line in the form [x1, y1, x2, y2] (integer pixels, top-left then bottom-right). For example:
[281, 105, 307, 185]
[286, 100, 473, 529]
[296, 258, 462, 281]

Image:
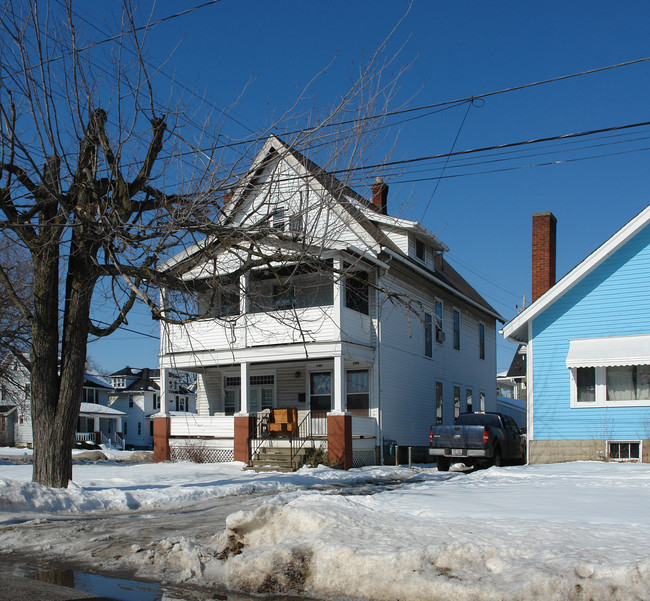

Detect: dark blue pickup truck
[429, 412, 525, 471]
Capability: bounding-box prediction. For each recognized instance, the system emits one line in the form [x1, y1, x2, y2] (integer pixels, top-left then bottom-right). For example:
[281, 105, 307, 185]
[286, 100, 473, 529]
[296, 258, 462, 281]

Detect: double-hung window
[435, 382, 443, 425]
[434, 300, 443, 342]
[453, 309, 461, 350]
[424, 313, 433, 357]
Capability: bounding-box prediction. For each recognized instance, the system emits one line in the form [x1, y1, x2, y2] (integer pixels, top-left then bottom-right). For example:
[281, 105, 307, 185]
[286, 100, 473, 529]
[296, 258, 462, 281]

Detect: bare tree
[0, 1, 406, 486]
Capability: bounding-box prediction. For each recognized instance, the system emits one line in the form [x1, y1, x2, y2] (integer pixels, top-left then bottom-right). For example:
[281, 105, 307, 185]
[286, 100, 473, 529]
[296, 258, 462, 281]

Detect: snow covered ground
[1, 450, 649, 601]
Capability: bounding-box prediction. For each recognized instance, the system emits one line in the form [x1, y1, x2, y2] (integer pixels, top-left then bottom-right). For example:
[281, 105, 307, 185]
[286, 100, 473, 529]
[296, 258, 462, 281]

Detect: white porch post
[116, 417, 123, 432]
[239, 361, 250, 415]
[159, 366, 169, 415]
[333, 355, 345, 414]
[94, 416, 101, 432]
[333, 257, 343, 327]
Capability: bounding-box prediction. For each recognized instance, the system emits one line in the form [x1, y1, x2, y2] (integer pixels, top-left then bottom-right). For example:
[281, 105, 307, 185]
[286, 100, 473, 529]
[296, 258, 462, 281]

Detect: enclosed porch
[155, 356, 378, 469]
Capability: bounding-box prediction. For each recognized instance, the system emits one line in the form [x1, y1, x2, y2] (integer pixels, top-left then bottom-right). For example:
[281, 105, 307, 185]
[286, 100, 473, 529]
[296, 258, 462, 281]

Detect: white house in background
[155, 135, 502, 468]
[0, 354, 125, 447]
[108, 367, 196, 449]
[0, 353, 31, 446]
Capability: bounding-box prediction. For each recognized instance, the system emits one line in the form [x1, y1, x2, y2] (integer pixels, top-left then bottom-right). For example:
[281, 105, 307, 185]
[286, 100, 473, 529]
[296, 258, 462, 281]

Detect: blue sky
[81, 1, 650, 374]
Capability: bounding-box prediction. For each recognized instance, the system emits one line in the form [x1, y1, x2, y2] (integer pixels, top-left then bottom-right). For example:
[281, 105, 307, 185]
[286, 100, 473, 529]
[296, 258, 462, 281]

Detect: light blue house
[503, 207, 650, 463]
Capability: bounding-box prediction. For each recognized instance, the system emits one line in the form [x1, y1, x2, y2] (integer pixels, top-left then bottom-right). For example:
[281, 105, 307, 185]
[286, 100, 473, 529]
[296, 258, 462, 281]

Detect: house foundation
[528, 439, 650, 464]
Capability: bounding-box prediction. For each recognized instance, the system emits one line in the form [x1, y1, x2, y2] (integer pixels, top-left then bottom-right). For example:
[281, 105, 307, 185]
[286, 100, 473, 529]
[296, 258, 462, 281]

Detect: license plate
[451, 449, 463, 456]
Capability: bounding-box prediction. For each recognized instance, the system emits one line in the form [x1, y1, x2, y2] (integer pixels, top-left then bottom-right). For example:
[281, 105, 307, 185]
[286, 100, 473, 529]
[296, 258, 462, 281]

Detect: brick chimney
[371, 177, 388, 215]
[532, 211, 557, 302]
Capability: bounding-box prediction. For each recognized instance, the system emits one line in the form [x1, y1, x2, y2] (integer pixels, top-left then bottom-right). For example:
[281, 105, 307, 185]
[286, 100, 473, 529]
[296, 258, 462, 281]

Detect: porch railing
[75, 432, 95, 443]
[250, 412, 272, 460]
[114, 433, 125, 450]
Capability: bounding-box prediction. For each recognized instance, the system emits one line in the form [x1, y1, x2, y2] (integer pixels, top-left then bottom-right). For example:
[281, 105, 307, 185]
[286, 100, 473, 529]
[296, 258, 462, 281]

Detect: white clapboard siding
[169, 415, 234, 437]
[351, 415, 377, 437]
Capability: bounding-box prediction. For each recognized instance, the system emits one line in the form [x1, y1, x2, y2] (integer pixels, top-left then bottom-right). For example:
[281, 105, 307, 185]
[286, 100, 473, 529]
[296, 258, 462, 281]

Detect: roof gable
[503, 204, 650, 342]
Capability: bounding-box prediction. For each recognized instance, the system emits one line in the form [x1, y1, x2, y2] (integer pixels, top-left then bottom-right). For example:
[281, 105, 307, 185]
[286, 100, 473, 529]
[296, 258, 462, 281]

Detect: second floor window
[345, 272, 369, 315]
[453, 309, 461, 350]
[424, 313, 433, 357]
[479, 323, 485, 360]
[435, 300, 443, 341]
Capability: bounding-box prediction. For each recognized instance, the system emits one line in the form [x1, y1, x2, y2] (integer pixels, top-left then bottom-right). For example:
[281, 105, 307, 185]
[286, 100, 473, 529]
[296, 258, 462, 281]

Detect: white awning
[566, 335, 650, 368]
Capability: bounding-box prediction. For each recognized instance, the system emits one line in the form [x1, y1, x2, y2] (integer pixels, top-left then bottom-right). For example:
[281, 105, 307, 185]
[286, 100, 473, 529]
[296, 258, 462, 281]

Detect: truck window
[456, 413, 500, 427]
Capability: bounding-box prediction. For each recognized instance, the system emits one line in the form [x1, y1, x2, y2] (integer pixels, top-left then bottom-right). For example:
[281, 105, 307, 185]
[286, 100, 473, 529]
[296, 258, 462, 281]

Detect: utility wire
[420, 101, 473, 221]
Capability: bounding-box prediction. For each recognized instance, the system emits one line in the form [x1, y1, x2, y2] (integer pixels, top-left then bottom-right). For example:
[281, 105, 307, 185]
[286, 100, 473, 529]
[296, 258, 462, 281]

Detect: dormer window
[415, 238, 426, 262]
[273, 206, 286, 230]
[289, 213, 304, 232]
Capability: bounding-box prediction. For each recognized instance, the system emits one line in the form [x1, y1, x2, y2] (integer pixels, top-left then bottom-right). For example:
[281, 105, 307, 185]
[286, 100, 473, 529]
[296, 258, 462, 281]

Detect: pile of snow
[219, 463, 650, 600]
[1, 459, 650, 600]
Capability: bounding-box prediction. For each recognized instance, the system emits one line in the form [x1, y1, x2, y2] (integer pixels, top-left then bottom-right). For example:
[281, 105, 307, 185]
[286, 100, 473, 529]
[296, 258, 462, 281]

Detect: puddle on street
[0, 560, 318, 601]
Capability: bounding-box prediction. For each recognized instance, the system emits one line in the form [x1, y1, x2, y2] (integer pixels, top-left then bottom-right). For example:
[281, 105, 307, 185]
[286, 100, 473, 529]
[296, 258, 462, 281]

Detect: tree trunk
[30, 242, 65, 486]
[31, 233, 96, 488]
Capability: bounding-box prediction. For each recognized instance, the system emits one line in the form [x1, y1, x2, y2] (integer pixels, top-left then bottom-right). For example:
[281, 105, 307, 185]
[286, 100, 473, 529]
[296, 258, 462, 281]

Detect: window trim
[570, 365, 650, 408]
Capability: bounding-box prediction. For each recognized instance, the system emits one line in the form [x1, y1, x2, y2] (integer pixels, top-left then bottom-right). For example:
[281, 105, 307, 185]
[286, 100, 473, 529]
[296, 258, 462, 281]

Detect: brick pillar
[153, 416, 171, 462]
[234, 415, 254, 464]
[532, 212, 557, 302]
[327, 414, 352, 470]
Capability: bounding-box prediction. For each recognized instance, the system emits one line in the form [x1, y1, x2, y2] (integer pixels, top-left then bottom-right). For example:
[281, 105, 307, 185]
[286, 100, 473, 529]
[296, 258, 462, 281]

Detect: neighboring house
[496, 345, 527, 429]
[503, 209, 650, 463]
[0, 354, 33, 446]
[108, 367, 196, 449]
[157, 135, 502, 468]
[0, 354, 124, 447]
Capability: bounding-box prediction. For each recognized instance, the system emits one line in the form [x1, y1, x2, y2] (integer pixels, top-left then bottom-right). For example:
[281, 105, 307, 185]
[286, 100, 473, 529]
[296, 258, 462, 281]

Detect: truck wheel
[437, 457, 450, 472]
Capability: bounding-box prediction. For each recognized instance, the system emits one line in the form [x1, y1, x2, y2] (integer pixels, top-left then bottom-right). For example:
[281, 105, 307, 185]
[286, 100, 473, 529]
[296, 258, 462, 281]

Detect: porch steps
[248, 446, 308, 472]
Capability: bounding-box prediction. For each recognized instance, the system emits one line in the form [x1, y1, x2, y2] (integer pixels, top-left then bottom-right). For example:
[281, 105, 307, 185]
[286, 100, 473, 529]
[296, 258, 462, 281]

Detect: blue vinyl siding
[532, 223, 650, 440]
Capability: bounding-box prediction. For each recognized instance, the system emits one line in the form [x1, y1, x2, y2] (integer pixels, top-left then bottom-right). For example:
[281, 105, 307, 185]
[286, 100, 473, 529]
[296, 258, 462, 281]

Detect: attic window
[290, 214, 304, 232]
[273, 207, 286, 231]
[415, 239, 426, 261]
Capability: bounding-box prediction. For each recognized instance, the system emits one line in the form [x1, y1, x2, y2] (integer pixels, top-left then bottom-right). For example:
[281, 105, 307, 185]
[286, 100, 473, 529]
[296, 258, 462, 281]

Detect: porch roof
[79, 403, 126, 418]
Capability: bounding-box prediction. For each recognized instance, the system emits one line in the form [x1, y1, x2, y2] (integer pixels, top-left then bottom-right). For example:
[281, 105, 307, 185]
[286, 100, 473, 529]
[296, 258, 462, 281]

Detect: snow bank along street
[1, 452, 649, 601]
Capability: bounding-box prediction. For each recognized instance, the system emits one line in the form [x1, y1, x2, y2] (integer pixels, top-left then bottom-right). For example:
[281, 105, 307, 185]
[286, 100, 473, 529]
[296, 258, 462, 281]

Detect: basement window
[608, 441, 641, 461]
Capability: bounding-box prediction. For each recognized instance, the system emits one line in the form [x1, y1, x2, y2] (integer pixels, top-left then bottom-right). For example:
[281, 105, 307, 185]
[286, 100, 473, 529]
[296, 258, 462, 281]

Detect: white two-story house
[108, 367, 196, 449]
[155, 136, 502, 468]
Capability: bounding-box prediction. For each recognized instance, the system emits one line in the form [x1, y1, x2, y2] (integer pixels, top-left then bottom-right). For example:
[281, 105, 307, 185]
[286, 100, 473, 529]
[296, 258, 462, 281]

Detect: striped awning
[566, 335, 650, 368]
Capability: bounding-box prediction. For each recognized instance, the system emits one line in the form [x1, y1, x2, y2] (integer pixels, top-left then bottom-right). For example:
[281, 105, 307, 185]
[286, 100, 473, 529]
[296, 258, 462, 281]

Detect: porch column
[332, 354, 345, 414]
[332, 257, 343, 328]
[240, 272, 249, 314]
[239, 361, 250, 415]
[159, 366, 169, 415]
[116, 417, 122, 433]
[94, 416, 101, 432]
